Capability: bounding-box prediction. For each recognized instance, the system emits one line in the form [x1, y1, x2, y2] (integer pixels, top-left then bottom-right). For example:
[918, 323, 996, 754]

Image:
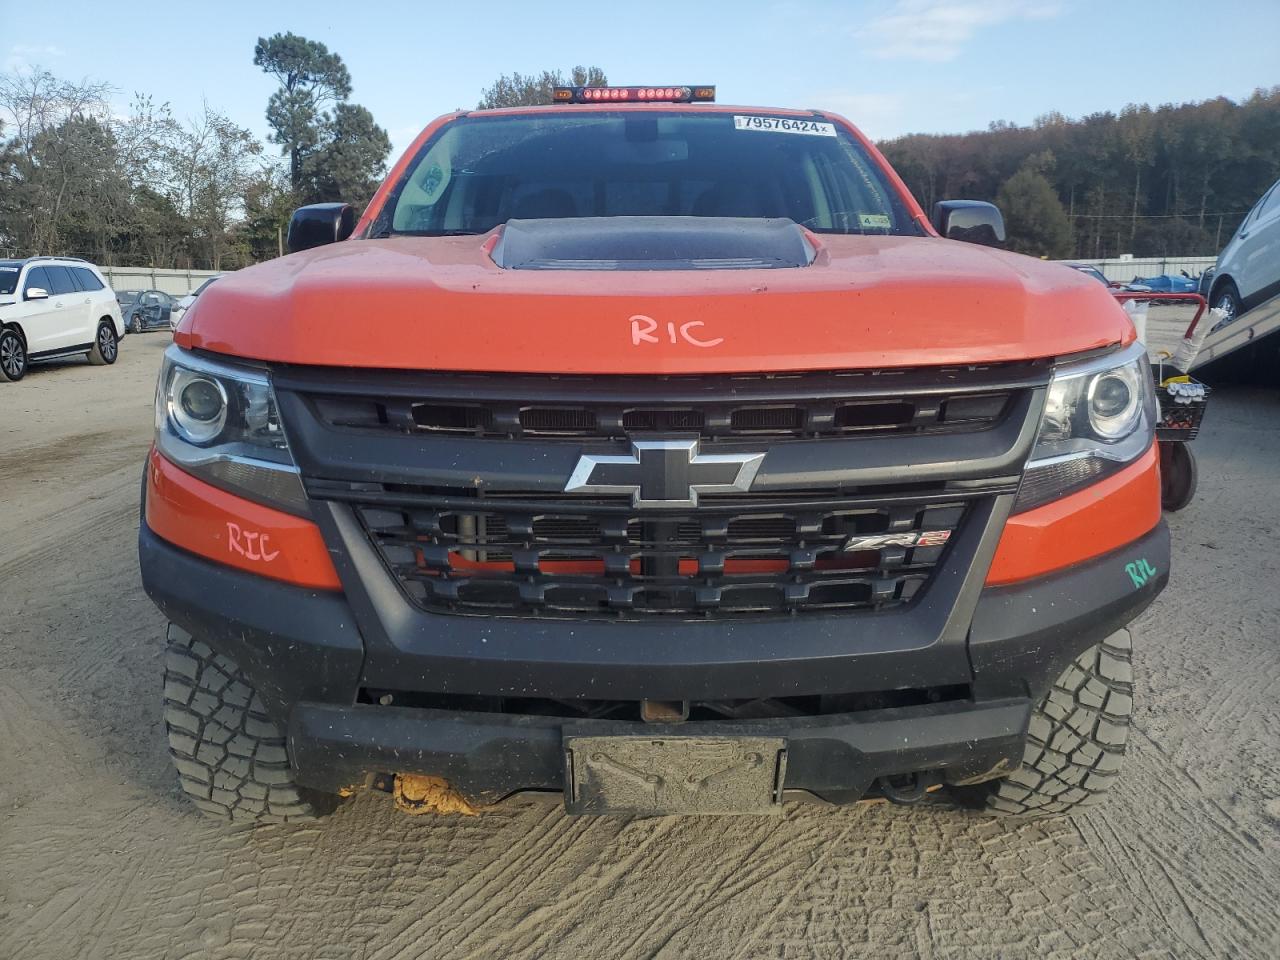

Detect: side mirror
[25, 286, 49, 301]
[932, 200, 1006, 248]
[286, 203, 356, 254]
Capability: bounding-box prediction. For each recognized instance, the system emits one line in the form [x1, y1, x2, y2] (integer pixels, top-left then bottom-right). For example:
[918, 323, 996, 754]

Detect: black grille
[352, 492, 969, 619]
[286, 363, 1046, 622]
[305, 368, 1025, 441]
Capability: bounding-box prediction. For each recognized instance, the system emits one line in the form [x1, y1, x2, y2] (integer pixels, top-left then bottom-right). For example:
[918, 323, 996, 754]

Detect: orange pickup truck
[142, 85, 1166, 823]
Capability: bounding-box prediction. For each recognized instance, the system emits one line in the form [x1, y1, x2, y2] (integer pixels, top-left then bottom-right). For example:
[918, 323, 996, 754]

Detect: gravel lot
[1, 330, 1278, 960]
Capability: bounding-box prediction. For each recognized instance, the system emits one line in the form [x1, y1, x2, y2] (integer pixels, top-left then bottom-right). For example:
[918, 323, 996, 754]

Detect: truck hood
[180, 232, 1133, 374]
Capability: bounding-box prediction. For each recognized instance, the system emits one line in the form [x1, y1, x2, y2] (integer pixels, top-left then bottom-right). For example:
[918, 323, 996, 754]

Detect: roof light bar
[552, 85, 716, 104]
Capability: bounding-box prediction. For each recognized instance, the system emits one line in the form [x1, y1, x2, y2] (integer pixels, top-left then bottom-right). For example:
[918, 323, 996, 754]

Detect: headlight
[168, 368, 228, 443]
[154, 345, 307, 515]
[1015, 341, 1156, 513]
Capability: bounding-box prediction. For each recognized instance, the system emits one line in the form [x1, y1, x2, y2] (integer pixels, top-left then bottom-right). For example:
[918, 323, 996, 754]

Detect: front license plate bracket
[563, 734, 787, 816]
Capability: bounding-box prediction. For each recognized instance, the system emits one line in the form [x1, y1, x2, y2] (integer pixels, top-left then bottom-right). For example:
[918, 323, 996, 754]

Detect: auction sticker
[733, 115, 836, 137]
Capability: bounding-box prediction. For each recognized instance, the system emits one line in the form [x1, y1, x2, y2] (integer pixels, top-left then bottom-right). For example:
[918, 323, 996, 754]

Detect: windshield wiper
[373, 228, 483, 238]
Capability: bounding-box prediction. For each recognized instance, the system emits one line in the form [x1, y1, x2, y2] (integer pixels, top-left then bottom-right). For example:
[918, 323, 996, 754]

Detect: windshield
[0, 262, 20, 296]
[377, 111, 921, 238]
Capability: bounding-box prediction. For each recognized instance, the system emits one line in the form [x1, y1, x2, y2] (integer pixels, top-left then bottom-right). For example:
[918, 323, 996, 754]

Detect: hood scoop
[490, 216, 815, 271]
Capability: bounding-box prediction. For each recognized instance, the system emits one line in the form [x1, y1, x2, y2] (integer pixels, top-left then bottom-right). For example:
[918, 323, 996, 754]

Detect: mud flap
[564, 734, 787, 816]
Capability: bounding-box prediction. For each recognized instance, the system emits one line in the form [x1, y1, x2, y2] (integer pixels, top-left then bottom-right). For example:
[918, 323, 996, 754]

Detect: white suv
[1208, 177, 1280, 325]
[0, 257, 125, 382]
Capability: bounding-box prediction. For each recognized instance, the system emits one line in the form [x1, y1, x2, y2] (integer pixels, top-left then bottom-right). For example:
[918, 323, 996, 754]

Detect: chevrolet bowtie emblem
[564, 439, 765, 508]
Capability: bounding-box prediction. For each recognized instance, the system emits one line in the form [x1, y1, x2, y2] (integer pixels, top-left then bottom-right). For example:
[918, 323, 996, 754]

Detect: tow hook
[876, 772, 941, 805]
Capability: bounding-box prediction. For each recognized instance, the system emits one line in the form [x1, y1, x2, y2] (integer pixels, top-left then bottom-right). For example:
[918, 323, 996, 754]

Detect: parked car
[1065, 263, 1204, 296]
[1207, 176, 1280, 324]
[169, 274, 223, 331]
[119, 289, 177, 334]
[140, 85, 1166, 825]
[0, 256, 124, 382]
[1126, 273, 1199, 294]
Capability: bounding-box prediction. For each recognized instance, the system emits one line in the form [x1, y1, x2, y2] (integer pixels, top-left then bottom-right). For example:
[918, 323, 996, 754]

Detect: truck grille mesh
[284, 364, 1045, 621]
[354, 493, 969, 619]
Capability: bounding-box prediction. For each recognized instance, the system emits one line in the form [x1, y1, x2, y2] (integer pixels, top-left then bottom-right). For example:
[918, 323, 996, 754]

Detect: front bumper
[139, 516, 1169, 807]
[290, 696, 1033, 807]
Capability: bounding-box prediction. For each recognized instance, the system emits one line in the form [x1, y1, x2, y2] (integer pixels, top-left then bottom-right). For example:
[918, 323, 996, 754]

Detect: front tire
[88, 320, 118, 365]
[0, 328, 27, 382]
[130, 314, 143, 334]
[952, 631, 1133, 817]
[162, 625, 343, 824]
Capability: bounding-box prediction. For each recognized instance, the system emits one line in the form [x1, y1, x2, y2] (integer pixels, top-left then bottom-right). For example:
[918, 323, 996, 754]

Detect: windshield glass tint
[384, 112, 920, 237]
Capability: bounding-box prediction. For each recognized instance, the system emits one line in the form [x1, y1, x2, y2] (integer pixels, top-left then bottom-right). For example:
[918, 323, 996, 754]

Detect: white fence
[99, 266, 223, 297]
[1062, 256, 1217, 283]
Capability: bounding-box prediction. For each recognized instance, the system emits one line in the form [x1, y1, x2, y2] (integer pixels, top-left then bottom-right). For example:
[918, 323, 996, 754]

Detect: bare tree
[0, 67, 112, 151]
[167, 103, 263, 269]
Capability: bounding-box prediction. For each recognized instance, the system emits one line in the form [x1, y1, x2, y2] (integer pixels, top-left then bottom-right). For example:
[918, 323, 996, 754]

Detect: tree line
[3, 51, 1277, 269]
[879, 87, 1280, 260]
[0, 34, 390, 270]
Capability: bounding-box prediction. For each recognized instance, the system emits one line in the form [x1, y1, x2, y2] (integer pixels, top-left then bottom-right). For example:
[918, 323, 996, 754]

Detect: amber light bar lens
[552, 85, 716, 104]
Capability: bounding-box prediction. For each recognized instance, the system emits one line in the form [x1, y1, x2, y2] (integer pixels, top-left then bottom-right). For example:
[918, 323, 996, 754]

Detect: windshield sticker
[858, 214, 892, 230]
[733, 116, 836, 137]
[419, 160, 449, 202]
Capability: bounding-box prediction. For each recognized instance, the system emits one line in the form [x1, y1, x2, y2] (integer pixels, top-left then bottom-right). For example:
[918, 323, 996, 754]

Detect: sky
[4, 0, 1278, 164]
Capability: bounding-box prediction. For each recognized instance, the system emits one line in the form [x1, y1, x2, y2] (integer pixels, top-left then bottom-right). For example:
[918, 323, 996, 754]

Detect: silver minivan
[1208, 178, 1280, 324]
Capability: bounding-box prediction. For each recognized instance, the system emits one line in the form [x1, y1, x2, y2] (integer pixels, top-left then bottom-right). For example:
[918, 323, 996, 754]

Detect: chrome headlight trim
[154, 345, 307, 515]
[1016, 341, 1156, 511]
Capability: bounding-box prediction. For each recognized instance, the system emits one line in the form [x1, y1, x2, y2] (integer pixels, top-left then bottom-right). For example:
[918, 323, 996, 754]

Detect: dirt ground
[1, 329, 1278, 960]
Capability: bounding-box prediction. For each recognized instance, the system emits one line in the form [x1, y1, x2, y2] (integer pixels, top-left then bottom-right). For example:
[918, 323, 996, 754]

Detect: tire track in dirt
[362, 806, 605, 960]
[450, 812, 824, 960]
[2, 759, 165, 960]
[0, 426, 145, 485]
[443, 816, 689, 958]
[720, 812, 865, 960]
[1074, 811, 1213, 959]
[0, 677, 49, 776]
[0, 469, 138, 582]
[1195, 621, 1280, 743]
[1083, 726, 1279, 958]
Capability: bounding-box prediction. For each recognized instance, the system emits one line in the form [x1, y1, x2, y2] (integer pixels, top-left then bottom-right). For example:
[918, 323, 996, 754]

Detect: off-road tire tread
[162, 624, 338, 823]
[964, 631, 1133, 817]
